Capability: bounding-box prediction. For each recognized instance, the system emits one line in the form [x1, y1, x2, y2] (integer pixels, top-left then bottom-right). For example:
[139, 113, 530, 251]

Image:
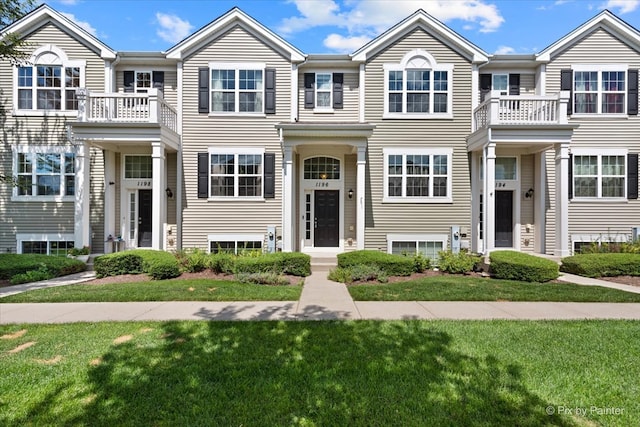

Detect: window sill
[570, 197, 629, 203]
[208, 112, 266, 118]
[13, 110, 79, 118]
[313, 108, 334, 114]
[383, 197, 452, 204]
[383, 113, 453, 120]
[570, 114, 628, 120]
[11, 196, 75, 202]
[208, 197, 266, 202]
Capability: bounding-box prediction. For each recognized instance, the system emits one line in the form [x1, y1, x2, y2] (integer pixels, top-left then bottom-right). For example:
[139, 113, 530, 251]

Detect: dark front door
[314, 190, 339, 247]
[495, 190, 513, 248]
[138, 189, 152, 247]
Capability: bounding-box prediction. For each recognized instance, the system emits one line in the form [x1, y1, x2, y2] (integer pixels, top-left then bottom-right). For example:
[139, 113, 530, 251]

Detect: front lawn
[0, 278, 301, 303]
[348, 275, 640, 302]
[0, 320, 637, 426]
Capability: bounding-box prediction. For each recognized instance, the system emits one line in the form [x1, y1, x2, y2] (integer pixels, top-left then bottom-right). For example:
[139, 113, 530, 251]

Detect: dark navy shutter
[304, 73, 315, 109]
[123, 71, 134, 93]
[333, 73, 343, 109]
[628, 153, 638, 199]
[508, 74, 520, 96]
[265, 68, 276, 114]
[198, 67, 209, 114]
[628, 69, 638, 115]
[264, 153, 275, 198]
[568, 154, 573, 200]
[152, 71, 164, 91]
[560, 69, 573, 115]
[480, 73, 491, 102]
[197, 152, 209, 199]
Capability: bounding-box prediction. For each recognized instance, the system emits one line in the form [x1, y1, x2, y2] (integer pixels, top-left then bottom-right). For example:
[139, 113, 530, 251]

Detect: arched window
[304, 157, 340, 180]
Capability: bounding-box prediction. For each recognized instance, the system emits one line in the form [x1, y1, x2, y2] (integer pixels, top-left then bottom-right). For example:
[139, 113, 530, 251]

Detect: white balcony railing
[473, 91, 571, 131]
[75, 88, 178, 133]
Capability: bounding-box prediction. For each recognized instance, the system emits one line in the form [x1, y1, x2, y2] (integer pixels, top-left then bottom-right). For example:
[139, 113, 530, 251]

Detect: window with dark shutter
[628, 153, 638, 199]
[628, 69, 638, 116]
[197, 152, 209, 198]
[124, 71, 135, 93]
[265, 68, 276, 114]
[568, 153, 573, 200]
[264, 153, 275, 198]
[333, 73, 343, 109]
[198, 68, 209, 114]
[304, 73, 315, 109]
[480, 73, 491, 102]
[508, 74, 520, 96]
[560, 69, 573, 115]
[152, 71, 164, 91]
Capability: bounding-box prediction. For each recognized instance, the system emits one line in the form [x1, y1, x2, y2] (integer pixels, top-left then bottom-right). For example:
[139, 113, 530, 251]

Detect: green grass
[0, 320, 637, 426]
[348, 275, 640, 302]
[1, 278, 301, 303]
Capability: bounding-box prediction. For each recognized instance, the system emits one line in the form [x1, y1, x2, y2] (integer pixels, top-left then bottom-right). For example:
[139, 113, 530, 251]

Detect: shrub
[176, 248, 208, 273]
[235, 272, 291, 286]
[328, 267, 352, 283]
[438, 250, 481, 274]
[0, 254, 85, 281]
[207, 252, 236, 274]
[560, 253, 640, 278]
[490, 250, 559, 282]
[94, 250, 180, 280]
[234, 253, 311, 277]
[337, 250, 415, 276]
[412, 253, 431, 273]
[67, 246, 90, 256]
[10, 264, 54, 285]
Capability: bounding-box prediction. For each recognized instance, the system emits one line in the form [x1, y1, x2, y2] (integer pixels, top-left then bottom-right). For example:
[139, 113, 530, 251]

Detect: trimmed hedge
[561, 253, 640, 278]
[94, 250, 180, 280]
[234, 252, 311, 277]
[337, 250, 415, 276]
[490, 251, 559, 282]
[0, 254, 85, 280]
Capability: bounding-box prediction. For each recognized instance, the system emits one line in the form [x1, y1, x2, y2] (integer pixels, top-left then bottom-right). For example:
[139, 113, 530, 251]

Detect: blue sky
[41, 0, 640, 54]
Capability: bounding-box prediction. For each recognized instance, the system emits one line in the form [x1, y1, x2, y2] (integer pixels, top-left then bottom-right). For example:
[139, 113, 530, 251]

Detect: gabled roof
[165, 7, 305, 62]
[351, 9, 489, 63]
[1, 4, 116, 59]
[537, 10, 640, 62]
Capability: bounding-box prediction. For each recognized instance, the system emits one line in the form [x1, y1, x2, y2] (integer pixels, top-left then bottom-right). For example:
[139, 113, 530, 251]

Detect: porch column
[356, 145, 366, 249]
[554, 143, 570, 257]
[74, 141, 91, 250]
[103, 150, 116, 253]
[483, 143, 496, 257]
[151, 141, 166, 250]
[282, 146, 294, 252]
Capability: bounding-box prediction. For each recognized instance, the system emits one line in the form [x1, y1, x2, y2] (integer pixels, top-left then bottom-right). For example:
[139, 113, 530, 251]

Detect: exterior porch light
[348, 188, 354, 199]
[525, 188, 534, 199]
[165, 187, 173, 198]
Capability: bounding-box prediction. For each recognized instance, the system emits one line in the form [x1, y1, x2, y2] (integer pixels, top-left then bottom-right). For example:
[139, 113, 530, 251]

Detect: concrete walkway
[1, 267, 640, 324]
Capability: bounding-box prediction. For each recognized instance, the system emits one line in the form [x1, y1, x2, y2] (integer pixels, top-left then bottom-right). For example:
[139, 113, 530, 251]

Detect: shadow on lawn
[17, 321, 576, 426]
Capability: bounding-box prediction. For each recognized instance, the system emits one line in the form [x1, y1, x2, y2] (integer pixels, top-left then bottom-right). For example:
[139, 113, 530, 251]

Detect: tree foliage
[0, 0, 36, 65]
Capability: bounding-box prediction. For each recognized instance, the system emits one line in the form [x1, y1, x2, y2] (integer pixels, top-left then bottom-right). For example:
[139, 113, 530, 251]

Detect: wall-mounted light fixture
[348, 188, 354, 199]
[525, 188, 534, 199]
[108, 181, 115, 186]
[165, 187, 173, 198]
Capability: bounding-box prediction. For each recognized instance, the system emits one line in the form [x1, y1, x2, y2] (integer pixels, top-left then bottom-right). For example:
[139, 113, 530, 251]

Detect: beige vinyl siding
[476, 72, 536, 99]
[89, 148, 104, 252]
[343, 154, 357, 249]
[547, 28, 640, 246]
[520, 154, 535, 252]
[166, 153, 178, 225]
[297, 71, 359, 122]
[363, 28, 473, 251]
[0, 22, 107, 252]
[544, 150, 557, 253]
[180, 25, 289, 249]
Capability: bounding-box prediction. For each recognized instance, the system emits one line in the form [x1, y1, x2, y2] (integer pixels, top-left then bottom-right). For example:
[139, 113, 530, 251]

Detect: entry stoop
[310, 254, 338, 271]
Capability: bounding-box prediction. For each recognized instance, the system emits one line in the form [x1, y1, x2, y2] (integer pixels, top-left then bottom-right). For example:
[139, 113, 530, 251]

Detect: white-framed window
[303, 156, 340, 180]
[208, 234, 263, 254]
[571, 234, 628, 254]
[16, 233, 75, 255]
[383, 148, 453, 203]
[13, 146, 76, 200]
[384, 50, 453, 119]
[572, 65, 627, 115]
[210, 62, 264, 114]
[572, 149, 626, 199]
[492, 74, 508, 93]
[316, 73, 332, 108]
[135, 71, 152, 93]
[208, 147, 264, 199]
[387, 234, 448, 261]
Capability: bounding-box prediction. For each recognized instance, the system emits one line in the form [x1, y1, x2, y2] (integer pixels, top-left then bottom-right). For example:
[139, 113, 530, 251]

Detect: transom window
[209, 148, 264, 198]
[125, 156, 152, 179]
[573, 152, 626, 198]
[211, 65, 263, 113]
[15, 150, 75, 198]
[384, 148, 452, 202]
[573, 68, 626, 114]
[316, 73, 332, 108]
[304, 157, 340, 180]
[384, 51, 453, 118]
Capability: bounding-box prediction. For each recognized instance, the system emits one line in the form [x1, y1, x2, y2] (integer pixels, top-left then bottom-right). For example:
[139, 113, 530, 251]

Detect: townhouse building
[1, 4, 639, 260]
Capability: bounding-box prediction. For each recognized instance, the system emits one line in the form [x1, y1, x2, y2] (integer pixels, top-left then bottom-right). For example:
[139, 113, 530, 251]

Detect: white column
[282, 145, 294, 252]
[554, 143, 570, 257]
[356, 145, 366, 249]
[103, 150, 116, 253]
[74, 141, 91, 250]
[534, 151, 547, 253]
[483, 143, 496, 256]
[151, 141, 166, 250]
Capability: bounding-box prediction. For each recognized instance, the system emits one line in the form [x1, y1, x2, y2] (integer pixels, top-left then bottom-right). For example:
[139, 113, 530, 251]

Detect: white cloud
[600, 0, 640, 13]
[58, 0, 79, 5]
[323, 33, 371, 52]
[61, 12, 97, 36]
[494, 45, 515, 54]
[155, 12, 193, 44]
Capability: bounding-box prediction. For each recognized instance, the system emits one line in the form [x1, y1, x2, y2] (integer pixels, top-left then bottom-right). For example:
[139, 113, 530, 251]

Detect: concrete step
[310, 256, 338, 271]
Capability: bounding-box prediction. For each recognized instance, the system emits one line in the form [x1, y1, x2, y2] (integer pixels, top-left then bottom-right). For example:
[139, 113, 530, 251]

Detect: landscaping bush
[176, 248, 209, 273]
[0, 254, 85, 281]
[9, 264, 54, 285]
[560, 253, 640, 278]
[337, 250, 415, 276]
[490, 250, 559, 282]
[438, 250, 481, 274]
[94, 250, 180, 280]
[235, 272, 291, 286]
[206, 252, 236, 274]
[329, 264, 388, 284]
[234, 252, 311, 277]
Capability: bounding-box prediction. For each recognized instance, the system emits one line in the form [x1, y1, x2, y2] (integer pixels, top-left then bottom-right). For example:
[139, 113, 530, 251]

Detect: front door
[314, 190, 339, 247]
[495, 190, 513, 247]
[138, 189, 152, 247]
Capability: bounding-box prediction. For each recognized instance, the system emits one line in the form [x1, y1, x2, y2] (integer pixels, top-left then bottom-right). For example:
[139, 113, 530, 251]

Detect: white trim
[206, 147, 266, 200]
[571, 148, 628, 200]
[570, 65, 629, 116]
[208, 62, 266, 115]
[571, 233, 629, 254]
[12, 145, 77, 202]
[16, 233, 74, 254]
[207, 233, 264, 254]
[386, 233, 449, 259]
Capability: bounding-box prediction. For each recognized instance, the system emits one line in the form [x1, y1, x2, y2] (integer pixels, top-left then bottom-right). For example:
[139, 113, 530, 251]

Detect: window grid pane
[387, 153, 449, 199]
[574, 154, 625, 198]
[124, 156, 152, 179]
[303, 157, 340, 180]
